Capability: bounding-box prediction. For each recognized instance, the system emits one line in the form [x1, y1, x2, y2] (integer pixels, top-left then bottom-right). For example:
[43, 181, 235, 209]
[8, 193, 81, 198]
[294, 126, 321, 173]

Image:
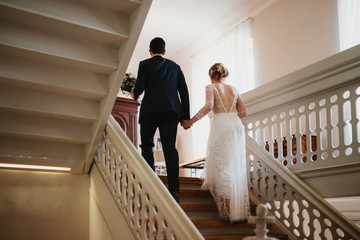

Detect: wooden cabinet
[111, 97, 140, 147]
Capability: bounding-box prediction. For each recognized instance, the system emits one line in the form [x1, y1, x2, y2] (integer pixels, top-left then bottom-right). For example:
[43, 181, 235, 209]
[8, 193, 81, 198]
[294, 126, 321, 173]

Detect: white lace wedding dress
[195, 84, 250, 222]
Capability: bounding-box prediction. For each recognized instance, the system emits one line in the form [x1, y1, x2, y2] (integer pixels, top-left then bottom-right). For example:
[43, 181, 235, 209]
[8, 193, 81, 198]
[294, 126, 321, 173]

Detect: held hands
[181, 120, 192, 130]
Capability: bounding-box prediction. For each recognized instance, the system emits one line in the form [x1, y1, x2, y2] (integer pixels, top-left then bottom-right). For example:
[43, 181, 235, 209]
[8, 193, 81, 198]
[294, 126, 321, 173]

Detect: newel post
[244, 204, 278, 240]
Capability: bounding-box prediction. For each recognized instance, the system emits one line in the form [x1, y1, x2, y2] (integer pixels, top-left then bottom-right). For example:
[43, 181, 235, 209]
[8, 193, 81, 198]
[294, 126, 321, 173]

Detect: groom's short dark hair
[150, 37, 165, 54]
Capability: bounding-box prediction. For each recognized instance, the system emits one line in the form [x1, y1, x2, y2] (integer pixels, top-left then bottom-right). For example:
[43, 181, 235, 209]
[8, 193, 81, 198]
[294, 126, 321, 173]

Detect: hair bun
[209, 63, 229, 80]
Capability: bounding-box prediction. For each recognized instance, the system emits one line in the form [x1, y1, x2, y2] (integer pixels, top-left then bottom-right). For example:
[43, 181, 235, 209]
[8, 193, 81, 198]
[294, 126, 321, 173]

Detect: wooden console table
[111, 97, 140, 147]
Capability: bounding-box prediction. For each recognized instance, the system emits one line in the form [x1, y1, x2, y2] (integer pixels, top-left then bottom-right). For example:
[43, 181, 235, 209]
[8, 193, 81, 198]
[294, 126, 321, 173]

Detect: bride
[182, 63, 250, 222]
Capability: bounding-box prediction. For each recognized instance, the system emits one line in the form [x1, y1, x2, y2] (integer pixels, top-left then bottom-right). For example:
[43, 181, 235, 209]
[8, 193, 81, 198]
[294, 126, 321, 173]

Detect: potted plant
[120, 73, 137, 95]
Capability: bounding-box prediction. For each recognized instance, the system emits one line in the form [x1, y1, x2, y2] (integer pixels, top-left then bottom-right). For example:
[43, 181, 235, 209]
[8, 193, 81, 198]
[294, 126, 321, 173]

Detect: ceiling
[127, 0, 248, 73]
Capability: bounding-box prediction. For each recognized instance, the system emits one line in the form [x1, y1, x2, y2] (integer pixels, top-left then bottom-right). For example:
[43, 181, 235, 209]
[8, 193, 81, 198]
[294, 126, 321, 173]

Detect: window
[338, 0, 360, 51]
[189, 19, 255, 159]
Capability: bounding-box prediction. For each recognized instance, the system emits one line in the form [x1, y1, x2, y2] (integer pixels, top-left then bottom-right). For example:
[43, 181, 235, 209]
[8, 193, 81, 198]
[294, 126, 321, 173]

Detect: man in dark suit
[132, 37, 190, 202]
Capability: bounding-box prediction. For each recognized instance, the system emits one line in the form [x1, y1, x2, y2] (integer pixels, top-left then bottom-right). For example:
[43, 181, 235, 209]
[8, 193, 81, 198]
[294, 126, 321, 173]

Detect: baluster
[338, 92, 346, 158]
[263, 117, 270, 150]
[330, 95, 338, 156]
[285, 113, 292, 161]
[268, 117, 275, 158]
[304, 104, 311, 164]
[259, 118, 265, 147]
[276, 113, 282, 160]
[311, 101, 320, 162]
[325, 97, 332, 160]
[353, 87, 360, 154]
[294, 109, 302, 165]
[347, 88, 357, 156]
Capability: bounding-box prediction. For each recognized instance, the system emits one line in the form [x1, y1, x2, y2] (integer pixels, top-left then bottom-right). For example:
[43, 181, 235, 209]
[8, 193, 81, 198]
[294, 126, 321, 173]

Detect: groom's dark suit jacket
[133, 55, 190, 122]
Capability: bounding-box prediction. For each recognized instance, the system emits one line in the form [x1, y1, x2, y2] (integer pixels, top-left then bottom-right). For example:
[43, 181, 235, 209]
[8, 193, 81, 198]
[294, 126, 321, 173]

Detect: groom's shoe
[171, 192, 180, 203]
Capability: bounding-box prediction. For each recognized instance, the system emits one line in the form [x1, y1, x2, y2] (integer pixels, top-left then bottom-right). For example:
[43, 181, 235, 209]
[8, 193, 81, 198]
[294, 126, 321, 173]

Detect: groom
[131, 37, 190, 202]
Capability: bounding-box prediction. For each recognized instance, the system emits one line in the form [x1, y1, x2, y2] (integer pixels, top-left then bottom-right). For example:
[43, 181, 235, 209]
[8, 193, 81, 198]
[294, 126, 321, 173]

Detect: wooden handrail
[179, 158, 205, 168]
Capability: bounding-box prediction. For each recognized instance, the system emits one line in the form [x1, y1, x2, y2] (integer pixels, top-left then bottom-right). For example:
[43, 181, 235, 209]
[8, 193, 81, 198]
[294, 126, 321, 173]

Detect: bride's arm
[236, 95, 246, 118]
[182, 85, 214, 129]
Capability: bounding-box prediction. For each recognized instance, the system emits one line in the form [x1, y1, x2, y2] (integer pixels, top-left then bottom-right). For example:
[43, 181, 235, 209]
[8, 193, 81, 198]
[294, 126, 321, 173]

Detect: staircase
[160, 175, 288, 240]
[0, 0, 152, 174]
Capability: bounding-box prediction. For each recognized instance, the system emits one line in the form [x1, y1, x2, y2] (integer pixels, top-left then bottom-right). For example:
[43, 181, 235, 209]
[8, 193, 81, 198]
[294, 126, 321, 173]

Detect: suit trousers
[139, 112, 180, 193]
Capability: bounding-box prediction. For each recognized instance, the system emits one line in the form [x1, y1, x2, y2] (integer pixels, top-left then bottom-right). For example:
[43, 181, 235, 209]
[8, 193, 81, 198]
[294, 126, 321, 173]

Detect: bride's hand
[181, 120, 192, 130]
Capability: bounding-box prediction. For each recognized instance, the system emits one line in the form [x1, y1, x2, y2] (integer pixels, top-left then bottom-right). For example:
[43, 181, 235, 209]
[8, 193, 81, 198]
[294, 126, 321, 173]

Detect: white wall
[252, 0, 339, 86]
[177, 61, 194, 164]
[0, 167, 136, 240]
[177, 0, 341, 163]
[89, 165, 135, 240]
[0, 169, 89, 240]
[126, 0, 341, 165]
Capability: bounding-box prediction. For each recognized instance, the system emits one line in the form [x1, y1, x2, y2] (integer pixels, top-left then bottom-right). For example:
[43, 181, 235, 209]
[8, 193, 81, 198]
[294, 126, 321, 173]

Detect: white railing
[246, 136, 360, 239]
[242, 45, 360, 176]
[242, 45, 360, 239]
[94, 115, 204, 240]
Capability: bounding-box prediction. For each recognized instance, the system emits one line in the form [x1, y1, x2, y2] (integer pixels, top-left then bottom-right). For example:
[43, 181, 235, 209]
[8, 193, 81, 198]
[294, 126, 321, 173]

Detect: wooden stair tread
[159, 175, 202, 184]
[159, 175, 288, 240]
[203, 233, 288, 240]
[191, 219, 255, 228]
[180, 203, 218, 211]
[180, 188, 212, 197]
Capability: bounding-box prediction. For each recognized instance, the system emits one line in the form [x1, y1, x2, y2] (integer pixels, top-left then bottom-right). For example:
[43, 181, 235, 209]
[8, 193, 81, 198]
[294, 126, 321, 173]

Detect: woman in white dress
[182, 63, 250, 222]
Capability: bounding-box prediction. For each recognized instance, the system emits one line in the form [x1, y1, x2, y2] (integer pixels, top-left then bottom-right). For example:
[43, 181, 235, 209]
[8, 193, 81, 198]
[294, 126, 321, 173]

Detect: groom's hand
[181, 120, 192, 130]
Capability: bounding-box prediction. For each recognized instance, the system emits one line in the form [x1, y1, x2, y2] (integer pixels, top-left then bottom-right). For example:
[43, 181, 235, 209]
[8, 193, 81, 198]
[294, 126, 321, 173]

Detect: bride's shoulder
[226, 83, 238, 92]
[224, 84, 239, 96]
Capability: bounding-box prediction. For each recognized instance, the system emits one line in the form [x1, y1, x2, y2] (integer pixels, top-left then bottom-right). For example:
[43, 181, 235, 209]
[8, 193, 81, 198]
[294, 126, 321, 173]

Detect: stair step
[159, 175, 203, 184]
[185, 210, 221, 220]
[0, 84, 99, 122]
[0, 22, 118, 74]
[180, 188, 212, 197]
[203, 233, 288, 240]
[160, 175, 287, 240]
[0, 0, 129, 45]
[180, 203, 218, 211]
[0, 56, 108, 100]
[76, 0, 140, 14]
[0, 112, 91, 144]
[0, 136, 84, 173]
[192, 219, 254, 228]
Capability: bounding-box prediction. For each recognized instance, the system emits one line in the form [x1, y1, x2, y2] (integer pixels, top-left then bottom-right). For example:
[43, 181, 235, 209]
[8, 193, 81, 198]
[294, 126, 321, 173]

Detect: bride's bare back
[181, 63, 246, 129]
[212, 82, 236, 113]
[193, 83, 246, 121]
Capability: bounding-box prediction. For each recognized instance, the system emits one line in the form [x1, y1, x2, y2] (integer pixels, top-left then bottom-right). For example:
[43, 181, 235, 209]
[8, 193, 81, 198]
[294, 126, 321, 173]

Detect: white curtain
[189, 19, 254, 160]
[338, 0, 360, 51]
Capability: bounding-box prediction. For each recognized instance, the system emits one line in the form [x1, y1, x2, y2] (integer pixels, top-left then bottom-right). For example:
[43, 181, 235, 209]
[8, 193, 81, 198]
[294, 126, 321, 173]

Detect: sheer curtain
[338, 0, 360, 51]
[189, 19, 254, 160]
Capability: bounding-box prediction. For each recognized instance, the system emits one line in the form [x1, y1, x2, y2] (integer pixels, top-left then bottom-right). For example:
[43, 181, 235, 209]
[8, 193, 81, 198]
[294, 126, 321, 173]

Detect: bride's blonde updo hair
[208, 63, 229, 81]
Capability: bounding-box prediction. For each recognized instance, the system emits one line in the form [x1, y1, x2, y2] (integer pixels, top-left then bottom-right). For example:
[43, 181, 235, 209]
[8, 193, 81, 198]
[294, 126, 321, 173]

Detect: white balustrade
[244, 81, 359, 172]
[242, 45, 360, 239]
[93, 46, 360, 239]
[246, 136, 360, 239]
[94, 116, 203, 240]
